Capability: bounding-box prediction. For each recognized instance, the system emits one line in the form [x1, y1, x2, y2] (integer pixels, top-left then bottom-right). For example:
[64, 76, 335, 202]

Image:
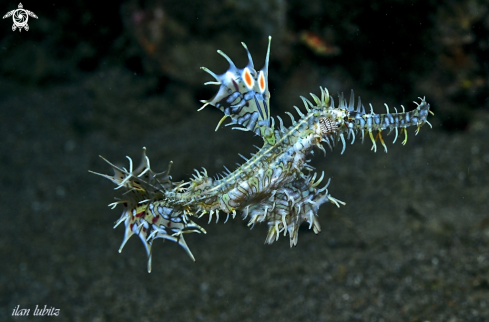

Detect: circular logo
[13, 9, 28, 28]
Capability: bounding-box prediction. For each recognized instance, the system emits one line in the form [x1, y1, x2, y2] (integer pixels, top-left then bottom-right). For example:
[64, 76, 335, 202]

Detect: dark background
[1, 0, 488, 321]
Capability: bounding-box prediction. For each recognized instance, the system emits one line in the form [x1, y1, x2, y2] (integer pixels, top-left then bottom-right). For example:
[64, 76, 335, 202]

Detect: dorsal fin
[200, 36, 272, 136]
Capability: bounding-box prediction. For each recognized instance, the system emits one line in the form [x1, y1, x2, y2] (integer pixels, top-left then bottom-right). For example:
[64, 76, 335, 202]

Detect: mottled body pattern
[91, 37, 432, 272]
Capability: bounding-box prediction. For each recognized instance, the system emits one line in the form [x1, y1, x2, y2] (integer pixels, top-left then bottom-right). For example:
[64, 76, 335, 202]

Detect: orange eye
[258, 71, 266, 93]
[243, 68, 254, 89]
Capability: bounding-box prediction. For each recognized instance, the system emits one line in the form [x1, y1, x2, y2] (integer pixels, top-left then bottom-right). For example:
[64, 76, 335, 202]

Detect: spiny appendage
[243, 172, 345, 247]
[289, 87, 362, 156]
[334, 91, 433, 153]
[89, 148, 205, 272]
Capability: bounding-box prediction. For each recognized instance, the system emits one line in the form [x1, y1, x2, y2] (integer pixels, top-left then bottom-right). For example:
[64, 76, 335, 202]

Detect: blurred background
[1, 0, 488, 321]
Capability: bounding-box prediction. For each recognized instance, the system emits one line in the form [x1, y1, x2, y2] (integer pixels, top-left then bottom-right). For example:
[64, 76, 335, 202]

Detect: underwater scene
[1, 0, 488, 321]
